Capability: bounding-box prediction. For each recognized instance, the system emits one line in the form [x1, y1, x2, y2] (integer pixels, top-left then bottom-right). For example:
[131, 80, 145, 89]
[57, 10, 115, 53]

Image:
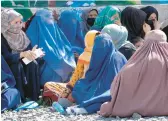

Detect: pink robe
[98, 30, 168, 117]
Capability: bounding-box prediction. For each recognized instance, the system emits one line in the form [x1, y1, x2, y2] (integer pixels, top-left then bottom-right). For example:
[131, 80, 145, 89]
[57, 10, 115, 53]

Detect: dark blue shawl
[1, 55, 16, 88]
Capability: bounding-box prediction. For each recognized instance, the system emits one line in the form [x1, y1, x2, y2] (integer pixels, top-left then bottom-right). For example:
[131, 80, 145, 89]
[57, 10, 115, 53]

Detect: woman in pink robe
[98, 30, 168, 117]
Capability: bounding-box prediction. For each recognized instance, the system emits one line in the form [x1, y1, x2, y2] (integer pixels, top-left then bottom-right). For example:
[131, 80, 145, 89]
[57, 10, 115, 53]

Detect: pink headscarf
[98, 30, 168, 117]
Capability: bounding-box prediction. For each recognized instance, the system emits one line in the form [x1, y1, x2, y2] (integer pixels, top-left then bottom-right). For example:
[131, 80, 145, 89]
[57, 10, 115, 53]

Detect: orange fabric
[67, 61, 84, 88]
[78, 30, 99, 63]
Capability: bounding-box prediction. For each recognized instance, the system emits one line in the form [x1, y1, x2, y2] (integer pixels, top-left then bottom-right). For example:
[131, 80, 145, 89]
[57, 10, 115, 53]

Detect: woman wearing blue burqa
[58, 9, 85, 57]
[1, 55, 21, 112]
[26, 9, 76, 86]
[66, 33, 127, 114]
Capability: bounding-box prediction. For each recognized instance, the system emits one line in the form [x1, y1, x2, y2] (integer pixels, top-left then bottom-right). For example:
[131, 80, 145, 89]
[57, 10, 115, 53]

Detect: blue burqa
[58, 10, 85, 55]
[72, 33, 127, 113]
[1, 55, 21, 112]
[26, 9, 76, 86]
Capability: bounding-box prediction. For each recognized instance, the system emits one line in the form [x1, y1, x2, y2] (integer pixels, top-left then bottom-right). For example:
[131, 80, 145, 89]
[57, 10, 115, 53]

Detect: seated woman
[141, 6, 160, 30]
[91, 6, 121, 31]
[101, 24, 136, 60]
[121, 7, 151, 43]
[80, 8, 98, 36]
[1, 55, 21, 112]
[26, 9, 76, 86]
[99, 30, 168, 117]
[1, 9, 43, 102]
[67, 33, 127, 114]
[43, 30, 100, 106]
[58, 10, 85, 57]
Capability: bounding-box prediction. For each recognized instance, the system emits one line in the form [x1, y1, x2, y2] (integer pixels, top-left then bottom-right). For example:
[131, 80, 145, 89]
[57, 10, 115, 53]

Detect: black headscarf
[121, 7, 147, 42]
[141, 6, 159, 30]
[141, 6, 158, 20]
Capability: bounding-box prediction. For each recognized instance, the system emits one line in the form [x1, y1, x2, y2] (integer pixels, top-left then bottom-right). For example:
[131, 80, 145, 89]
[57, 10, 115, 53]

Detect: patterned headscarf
[1, 8, 30, 53]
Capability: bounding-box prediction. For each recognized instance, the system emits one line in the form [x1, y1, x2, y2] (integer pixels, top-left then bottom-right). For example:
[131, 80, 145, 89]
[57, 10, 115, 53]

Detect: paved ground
[1, 107, 168, 121]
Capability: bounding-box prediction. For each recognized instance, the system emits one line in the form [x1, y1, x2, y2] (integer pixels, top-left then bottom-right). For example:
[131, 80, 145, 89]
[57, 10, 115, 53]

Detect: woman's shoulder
[121, 41, 136, 51]
[1, 34, 9, 46]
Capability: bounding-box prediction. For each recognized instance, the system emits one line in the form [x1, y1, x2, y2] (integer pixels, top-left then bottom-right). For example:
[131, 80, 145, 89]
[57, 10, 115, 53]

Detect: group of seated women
[1, 5, 168, 117]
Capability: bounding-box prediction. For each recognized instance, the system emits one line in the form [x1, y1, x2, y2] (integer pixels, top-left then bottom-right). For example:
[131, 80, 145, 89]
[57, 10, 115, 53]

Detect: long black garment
[1, 34, 40, 102]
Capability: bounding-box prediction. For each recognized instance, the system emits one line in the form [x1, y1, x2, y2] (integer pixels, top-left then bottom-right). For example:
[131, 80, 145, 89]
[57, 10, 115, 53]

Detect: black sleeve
[1, 35, 21, 65]
[119, 47, 136, 60]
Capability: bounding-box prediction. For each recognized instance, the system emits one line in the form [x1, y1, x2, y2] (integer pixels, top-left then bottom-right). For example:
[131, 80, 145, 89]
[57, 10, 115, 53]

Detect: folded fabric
[1, 88, 21, 112]
[15, 101, 38, 111]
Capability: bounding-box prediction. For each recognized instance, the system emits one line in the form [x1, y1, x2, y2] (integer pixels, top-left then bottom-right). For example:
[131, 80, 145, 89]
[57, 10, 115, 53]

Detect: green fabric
[1, 0, 13, 7]
[1, 0, 33, 21]
[95, 1, 137, 6]
[14, 8, 33, 21]
[93, 6, 120, 30]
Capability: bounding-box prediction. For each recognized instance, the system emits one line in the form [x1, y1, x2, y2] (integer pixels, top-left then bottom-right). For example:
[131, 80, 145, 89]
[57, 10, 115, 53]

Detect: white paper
[22, 49, 43, 65]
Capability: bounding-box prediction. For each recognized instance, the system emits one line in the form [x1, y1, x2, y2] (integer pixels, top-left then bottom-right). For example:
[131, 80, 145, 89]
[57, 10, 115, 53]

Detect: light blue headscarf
[26, 9, 76, 85]
[101, 24, 131, 50]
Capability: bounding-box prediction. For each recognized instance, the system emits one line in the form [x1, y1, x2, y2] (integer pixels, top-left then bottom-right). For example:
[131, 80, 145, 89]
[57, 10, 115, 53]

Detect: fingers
[32, 45, 38, 52]
[154, 21, 161, 30]
[25, 50, 36, 61]
[25, 51, 33, 61]
[30, 51, 37, 60]
[40, 53, 45, 58]
[114, 20, 121, 26]
[40, 49, 45, 58]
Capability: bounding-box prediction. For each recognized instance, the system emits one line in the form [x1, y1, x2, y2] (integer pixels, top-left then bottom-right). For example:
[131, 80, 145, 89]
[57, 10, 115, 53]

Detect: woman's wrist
[20, 52, 24, 58]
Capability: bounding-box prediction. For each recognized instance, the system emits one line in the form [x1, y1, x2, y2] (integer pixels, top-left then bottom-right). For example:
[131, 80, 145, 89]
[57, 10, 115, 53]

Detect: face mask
[146, 19, 155, 30]
[87, 18, 95, 27]
[8, 22, 23, 34]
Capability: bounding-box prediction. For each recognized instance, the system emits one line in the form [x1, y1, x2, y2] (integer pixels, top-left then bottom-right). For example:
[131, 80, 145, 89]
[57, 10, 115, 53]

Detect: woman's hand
[114, 20, 121, 26]
[143, 23, 151, 34]
[154, 20, 161, 30]
[20, 50, 36, 61]
[20, 45, 38, 60]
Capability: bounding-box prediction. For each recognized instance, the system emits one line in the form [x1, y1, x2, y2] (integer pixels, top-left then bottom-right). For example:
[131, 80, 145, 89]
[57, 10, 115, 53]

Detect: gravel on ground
[1, 107, 168, 121]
